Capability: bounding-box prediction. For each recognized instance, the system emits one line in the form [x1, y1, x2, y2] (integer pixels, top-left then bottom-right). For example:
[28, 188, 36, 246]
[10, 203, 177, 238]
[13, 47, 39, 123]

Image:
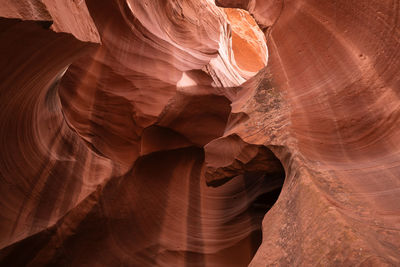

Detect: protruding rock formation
[1, 0, 400, 266]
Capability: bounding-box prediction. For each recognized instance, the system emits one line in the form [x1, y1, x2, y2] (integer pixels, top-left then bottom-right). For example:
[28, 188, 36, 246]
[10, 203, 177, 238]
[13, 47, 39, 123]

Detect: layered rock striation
[1, 0, 400, 266]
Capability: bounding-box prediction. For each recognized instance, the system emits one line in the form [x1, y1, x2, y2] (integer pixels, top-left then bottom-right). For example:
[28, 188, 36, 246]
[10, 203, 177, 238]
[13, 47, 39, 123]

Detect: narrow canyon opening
[223, 7, 268, 73]
[236, 166, 286, 261]
[204, 138, 286, 265]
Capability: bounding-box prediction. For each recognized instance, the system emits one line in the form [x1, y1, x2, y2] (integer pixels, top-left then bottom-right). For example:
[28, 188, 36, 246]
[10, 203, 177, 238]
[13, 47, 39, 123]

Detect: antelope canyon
[0, 0, 399, 266]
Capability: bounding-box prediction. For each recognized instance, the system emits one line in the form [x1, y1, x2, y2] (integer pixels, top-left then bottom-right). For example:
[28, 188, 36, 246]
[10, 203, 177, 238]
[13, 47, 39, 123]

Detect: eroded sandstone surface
[0, 0, 399, 266]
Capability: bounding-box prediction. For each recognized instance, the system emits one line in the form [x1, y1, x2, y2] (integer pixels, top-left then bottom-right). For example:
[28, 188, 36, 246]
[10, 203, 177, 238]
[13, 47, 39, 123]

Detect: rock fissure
[1, 0, 400, 266]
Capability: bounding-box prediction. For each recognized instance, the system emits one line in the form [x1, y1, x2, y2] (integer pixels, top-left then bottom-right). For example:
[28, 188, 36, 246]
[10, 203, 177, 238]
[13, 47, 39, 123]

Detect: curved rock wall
[1, 0, 400, 266]
[218, 0, 400, 265]
[0, 0, 114, 250]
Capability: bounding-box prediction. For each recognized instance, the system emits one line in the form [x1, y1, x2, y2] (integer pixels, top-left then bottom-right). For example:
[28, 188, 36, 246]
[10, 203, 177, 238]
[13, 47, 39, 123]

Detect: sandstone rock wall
[1, 0, 399, 266]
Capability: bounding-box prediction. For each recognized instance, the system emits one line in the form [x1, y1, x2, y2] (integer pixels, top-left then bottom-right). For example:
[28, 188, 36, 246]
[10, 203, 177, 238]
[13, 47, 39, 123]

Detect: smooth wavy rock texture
[0, 0, 399, 266]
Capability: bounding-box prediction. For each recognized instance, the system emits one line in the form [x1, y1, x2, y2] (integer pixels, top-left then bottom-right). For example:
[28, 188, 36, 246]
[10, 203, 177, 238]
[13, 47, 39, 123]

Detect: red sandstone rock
[1, 0, 400, 266]
[218, 0, 400, 265]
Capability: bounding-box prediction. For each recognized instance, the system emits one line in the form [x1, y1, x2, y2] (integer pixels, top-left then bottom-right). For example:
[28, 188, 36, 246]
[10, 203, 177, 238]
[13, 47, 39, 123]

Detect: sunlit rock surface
[1, 0, 399, 266]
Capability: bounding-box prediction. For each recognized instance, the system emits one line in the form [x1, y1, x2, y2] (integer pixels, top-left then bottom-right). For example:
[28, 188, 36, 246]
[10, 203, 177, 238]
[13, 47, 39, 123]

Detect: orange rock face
[1, 0, 400, 266]
[223, 8, 267, 73]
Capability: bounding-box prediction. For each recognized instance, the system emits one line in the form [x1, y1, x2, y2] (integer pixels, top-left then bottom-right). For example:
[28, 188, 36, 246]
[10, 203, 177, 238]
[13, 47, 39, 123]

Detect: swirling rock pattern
[218, 0, 400, 265]
[1, 0, 399, 266]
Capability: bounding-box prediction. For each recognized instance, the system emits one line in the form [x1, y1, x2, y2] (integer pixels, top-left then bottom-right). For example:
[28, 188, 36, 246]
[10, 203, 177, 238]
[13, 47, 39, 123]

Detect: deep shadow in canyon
[0, 145, 285, 267]
[1, 0, 400, 266]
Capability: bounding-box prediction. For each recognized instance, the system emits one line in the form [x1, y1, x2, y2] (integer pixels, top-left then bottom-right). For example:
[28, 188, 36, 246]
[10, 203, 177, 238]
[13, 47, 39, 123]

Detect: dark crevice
[251, 186, 283, 211]
[206, 145, 285, 264]
[245, 169, 285, 261]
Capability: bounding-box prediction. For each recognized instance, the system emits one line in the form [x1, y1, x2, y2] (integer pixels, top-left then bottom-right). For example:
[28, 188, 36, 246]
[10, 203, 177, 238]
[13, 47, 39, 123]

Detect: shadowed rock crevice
[0, 146, 283, 266]
[204, 134, 284, 187]
[1, 0, 400, 266]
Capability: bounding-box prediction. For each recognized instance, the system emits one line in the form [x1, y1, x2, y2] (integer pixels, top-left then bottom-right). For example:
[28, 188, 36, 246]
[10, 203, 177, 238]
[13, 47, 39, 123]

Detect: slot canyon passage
[0, 0, 400, 266]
